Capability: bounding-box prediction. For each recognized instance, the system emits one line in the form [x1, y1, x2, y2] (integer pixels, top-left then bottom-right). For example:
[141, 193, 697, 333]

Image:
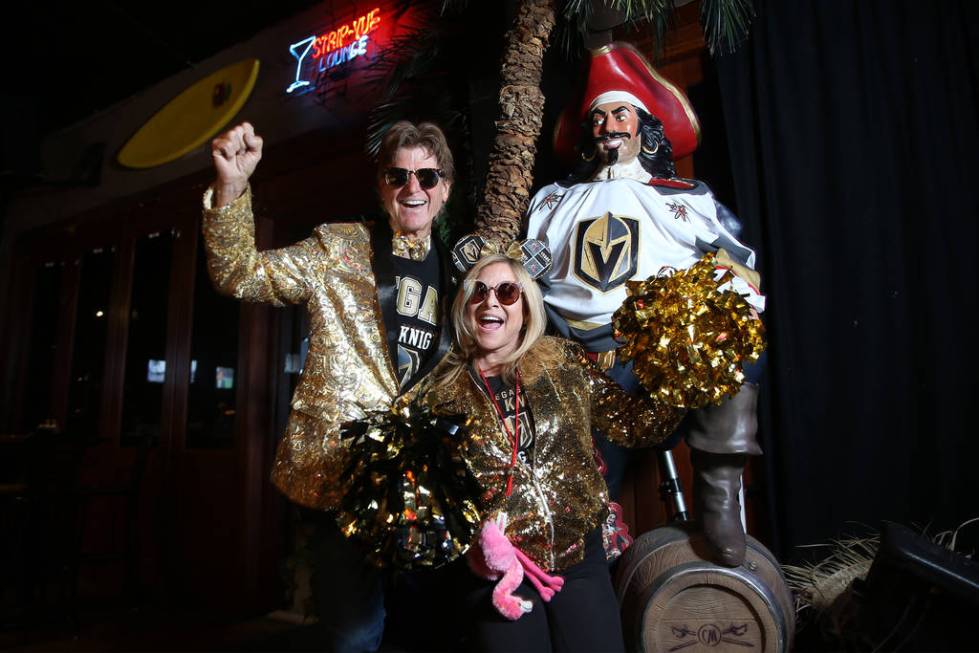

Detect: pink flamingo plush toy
[467, 520, 565, 620]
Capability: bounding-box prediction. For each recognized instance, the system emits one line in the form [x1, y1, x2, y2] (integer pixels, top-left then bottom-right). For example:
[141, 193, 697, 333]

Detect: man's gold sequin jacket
[201, 187, 452, 509]
[407, 336, 683, 572]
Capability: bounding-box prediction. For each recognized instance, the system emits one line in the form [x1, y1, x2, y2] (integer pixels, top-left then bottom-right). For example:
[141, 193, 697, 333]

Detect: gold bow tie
[392, 234, 431, 261]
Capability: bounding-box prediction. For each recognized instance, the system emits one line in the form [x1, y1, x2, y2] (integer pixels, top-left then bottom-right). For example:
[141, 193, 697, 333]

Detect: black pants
[309, 515, 385, 652]
[457, 529, 625, 653]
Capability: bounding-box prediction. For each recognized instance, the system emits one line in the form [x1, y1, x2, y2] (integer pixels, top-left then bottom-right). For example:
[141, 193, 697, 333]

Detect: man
[525, 43, 765, 567]
[204, 120, 456, 650]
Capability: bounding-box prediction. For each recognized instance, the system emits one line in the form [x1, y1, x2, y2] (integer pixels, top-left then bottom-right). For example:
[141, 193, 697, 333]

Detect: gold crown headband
[450, 233, 552, 281]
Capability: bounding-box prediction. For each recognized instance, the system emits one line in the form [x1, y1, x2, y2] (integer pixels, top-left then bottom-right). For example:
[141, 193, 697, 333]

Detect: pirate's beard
[605, 147, 619, 166]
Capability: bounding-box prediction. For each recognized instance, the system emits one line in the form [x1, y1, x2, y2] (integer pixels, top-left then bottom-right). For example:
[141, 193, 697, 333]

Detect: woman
[408, 253, 683, 652]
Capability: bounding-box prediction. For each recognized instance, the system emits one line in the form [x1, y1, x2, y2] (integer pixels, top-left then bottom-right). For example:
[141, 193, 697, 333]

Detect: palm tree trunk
[475, 0, 556, 245]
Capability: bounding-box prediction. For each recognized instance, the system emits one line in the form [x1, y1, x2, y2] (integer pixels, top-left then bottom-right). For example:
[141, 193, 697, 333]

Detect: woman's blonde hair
[436, 254, 561, 387]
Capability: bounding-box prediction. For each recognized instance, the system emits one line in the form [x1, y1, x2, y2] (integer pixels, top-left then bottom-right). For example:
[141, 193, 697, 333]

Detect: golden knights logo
[451, 234, 484, 271]
[573, 213, 639, 292]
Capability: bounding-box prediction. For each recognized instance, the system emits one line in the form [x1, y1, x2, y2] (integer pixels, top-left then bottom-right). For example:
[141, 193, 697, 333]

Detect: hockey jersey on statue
[525, 177, 765, 352]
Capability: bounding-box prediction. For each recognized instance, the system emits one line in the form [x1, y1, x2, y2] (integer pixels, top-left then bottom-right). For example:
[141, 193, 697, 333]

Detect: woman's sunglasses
[468, 281, 523, 306]
[383, 167, 444, 190]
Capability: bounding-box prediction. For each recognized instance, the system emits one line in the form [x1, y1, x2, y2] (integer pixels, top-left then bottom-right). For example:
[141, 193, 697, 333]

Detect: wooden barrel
[614, 523, 795, 653]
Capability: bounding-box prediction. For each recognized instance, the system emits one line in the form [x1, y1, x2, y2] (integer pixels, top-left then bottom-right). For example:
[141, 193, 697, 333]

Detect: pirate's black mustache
[595, 132, 632, 143]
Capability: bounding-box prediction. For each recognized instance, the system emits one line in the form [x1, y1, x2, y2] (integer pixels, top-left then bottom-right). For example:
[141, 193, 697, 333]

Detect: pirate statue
[525, 42, 766, 567]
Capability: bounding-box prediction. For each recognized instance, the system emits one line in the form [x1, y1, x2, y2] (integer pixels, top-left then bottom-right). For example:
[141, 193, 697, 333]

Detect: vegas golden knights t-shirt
[471, 370, 538, 467]
[392, 248, 441, 389]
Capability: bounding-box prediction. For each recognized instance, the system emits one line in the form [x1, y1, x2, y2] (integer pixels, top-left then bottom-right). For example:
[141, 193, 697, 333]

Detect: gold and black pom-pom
[612, 253, 766, 409]
[335, 398, 481, 570]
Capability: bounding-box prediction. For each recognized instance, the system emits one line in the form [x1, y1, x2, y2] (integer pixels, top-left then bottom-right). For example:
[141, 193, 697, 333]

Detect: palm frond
[782, 536, 878, 615]
[557, 0, 589, 58]
[359, 4, 481, 242]
[642, 0, 673, 58]
[614, 0, 671, 24]
[439, 0, 469, 14]
[782, 516, 979, 633]
[557, 0, 752, 59]
[931, 516, 979, 553]
[365, 25, 442, 108]
[556, 0, 673, 60]
[700, 0, 754, 55]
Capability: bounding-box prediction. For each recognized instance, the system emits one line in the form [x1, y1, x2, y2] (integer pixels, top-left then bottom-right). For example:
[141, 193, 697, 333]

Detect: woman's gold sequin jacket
[407, 336, 683, 572]
[202, 186, 402, 510]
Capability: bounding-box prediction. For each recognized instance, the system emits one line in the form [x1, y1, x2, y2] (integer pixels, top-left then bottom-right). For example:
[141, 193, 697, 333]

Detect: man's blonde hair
[376, 121, 455, 184]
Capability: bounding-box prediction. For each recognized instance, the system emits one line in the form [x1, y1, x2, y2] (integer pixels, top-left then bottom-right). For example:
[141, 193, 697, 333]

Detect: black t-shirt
[472, 370, 538, 467]
[392, 248, 442, 389]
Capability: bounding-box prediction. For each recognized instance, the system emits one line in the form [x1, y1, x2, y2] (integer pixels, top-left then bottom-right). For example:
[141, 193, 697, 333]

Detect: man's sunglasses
[468, 281, 523, 306]
[383, 167, 444, 190]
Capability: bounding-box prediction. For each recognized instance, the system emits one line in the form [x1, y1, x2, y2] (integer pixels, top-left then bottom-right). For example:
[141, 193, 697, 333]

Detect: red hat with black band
[553, 41, 701, 164]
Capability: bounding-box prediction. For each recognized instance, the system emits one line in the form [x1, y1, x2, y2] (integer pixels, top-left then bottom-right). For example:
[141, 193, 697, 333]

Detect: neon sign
[286, 7, 382, 94]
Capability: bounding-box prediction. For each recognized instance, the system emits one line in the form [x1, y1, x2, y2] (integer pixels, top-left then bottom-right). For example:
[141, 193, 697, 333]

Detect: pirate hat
[553, 42, 701, 164]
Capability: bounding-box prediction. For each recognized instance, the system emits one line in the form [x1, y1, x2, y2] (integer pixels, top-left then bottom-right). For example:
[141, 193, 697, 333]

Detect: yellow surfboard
[118, 58, 260, 169]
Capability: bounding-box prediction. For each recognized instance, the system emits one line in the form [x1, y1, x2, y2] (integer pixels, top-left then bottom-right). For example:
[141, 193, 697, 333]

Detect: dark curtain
[715, 0, 979, 558]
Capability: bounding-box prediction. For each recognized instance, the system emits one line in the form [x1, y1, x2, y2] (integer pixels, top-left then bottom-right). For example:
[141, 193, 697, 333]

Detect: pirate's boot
[687, 384, 762, 567]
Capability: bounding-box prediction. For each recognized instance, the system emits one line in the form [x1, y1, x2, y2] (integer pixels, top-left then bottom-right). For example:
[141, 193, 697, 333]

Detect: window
[185, 239, 240, 448]
[24, 261, 63, 431]
[66, 247, 115, 436]
[120, 231, 174, 446]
